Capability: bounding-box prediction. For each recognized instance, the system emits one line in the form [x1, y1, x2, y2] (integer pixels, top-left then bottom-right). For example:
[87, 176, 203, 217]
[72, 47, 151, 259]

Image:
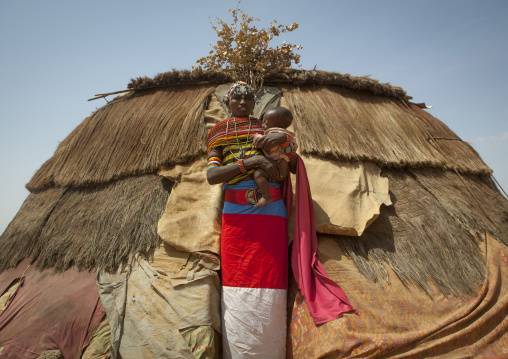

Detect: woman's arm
[207, 147, 281, 185]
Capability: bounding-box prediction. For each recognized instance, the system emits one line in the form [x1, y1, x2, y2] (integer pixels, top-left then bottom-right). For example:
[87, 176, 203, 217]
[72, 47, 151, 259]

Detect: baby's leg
[275, 159, 290, 181]
[253, 168, 273, 208]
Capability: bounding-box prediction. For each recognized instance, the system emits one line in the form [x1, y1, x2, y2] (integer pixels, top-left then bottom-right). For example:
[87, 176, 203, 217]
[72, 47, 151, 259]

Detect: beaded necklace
[225, 117, 254, 160]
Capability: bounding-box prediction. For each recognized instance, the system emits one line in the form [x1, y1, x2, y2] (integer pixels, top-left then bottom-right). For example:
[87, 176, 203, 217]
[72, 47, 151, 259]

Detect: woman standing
[206, 82, 289, 358]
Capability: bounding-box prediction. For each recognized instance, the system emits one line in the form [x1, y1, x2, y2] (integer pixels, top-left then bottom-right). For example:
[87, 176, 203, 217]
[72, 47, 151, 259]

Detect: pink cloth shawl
[282, 155, 358, 324]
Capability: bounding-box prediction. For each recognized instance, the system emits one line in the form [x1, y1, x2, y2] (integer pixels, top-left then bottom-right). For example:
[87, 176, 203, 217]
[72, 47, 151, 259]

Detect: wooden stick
[87, 82, 216, 102]
[427, 137, 462, 141]
[88, 89, 133, 101]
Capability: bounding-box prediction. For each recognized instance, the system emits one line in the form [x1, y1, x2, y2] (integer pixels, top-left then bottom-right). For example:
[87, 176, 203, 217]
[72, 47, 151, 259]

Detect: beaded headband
[223, 81, 259, 103]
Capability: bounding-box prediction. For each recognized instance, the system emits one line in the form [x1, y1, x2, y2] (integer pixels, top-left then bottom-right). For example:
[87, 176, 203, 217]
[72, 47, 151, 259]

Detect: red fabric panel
[221, 213, 288, 289]
[0, 263, 105, 359]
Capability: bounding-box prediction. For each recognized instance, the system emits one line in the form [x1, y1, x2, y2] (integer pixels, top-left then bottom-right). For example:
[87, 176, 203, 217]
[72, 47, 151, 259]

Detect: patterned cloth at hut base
[288, 234, 508, 358]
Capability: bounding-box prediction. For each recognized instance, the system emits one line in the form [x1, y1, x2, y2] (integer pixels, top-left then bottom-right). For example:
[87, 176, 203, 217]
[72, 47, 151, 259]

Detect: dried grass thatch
[283, 85, 491, 175]
[0, 187, 67, 270]
[0, 175, 171, 272]
[128, 69, 408, 99]
[336, 168, 508, 297]
[27, 86, 213, 192]
[27, 81, 490, 193]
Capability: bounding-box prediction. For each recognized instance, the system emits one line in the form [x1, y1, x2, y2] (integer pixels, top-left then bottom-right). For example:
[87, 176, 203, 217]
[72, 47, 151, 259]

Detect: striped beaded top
[207, 117, 264, 184]
[206, 117, 263, 153]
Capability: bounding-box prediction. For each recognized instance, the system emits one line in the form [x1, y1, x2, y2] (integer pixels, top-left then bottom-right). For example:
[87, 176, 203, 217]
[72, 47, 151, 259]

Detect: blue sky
[1, 0, 507, 232]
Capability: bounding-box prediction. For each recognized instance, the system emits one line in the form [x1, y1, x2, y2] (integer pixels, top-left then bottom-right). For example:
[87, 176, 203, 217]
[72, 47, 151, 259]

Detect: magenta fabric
[288, 155, 358, 324]
[0, 261, 105, 359]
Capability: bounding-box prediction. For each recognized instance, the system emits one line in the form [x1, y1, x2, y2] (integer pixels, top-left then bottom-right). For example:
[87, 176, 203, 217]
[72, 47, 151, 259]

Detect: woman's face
[227, 93, 255, 117]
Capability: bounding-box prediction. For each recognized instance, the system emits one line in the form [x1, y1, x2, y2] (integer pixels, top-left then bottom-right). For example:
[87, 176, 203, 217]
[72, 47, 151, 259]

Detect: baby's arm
[251, 132, 287, 151]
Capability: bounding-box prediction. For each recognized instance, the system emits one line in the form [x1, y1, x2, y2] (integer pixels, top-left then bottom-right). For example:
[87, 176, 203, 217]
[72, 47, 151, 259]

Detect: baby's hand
[250, 134, 263, 148]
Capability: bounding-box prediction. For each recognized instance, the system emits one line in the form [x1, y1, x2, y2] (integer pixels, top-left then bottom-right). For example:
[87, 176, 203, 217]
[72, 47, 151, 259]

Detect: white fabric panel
[222, 286, 287, 359]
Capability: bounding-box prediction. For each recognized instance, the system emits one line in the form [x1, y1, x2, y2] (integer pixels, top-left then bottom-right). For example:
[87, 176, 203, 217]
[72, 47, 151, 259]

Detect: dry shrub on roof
[283, 85, 491, 175]
[338, 169, 508, 297]
[194, 5, 302, 90]
[27, 86, 213, 191]
[0, 187, 67, 272]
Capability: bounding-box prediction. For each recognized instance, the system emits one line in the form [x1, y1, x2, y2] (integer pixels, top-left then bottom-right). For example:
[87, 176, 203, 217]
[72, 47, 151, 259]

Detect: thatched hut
[1, 69, 507, 358]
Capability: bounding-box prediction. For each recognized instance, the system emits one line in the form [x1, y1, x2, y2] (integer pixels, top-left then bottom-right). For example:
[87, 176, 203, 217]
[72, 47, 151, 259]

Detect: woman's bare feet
[255, 193, 273, 208]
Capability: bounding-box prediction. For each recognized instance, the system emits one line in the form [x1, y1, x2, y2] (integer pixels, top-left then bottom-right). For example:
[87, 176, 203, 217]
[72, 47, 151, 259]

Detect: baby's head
[262, 107, 293, 131]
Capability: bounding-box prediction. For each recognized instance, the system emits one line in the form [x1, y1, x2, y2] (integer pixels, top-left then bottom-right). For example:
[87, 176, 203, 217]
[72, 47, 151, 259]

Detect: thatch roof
[128, 69, 409, 99]
[2, 69, 507, 297]
[1, 174, 170, 272]
[27, 86, 213, 191]
[282, 85, 490, 175]
[27, 70, 490, 192]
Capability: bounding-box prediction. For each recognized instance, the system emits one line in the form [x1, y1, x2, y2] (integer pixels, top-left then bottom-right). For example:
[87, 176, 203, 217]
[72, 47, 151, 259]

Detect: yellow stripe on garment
[222, 144, 262, 166]
[222, 143, 262, 184]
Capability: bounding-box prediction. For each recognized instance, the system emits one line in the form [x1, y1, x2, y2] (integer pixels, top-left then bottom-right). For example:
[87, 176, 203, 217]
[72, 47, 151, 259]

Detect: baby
[251, 107, 297, 207]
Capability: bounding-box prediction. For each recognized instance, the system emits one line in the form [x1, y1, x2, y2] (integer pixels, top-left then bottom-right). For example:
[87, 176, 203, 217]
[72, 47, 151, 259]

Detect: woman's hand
[245, 155, 280, 182]
[252, 132, 287, 152]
